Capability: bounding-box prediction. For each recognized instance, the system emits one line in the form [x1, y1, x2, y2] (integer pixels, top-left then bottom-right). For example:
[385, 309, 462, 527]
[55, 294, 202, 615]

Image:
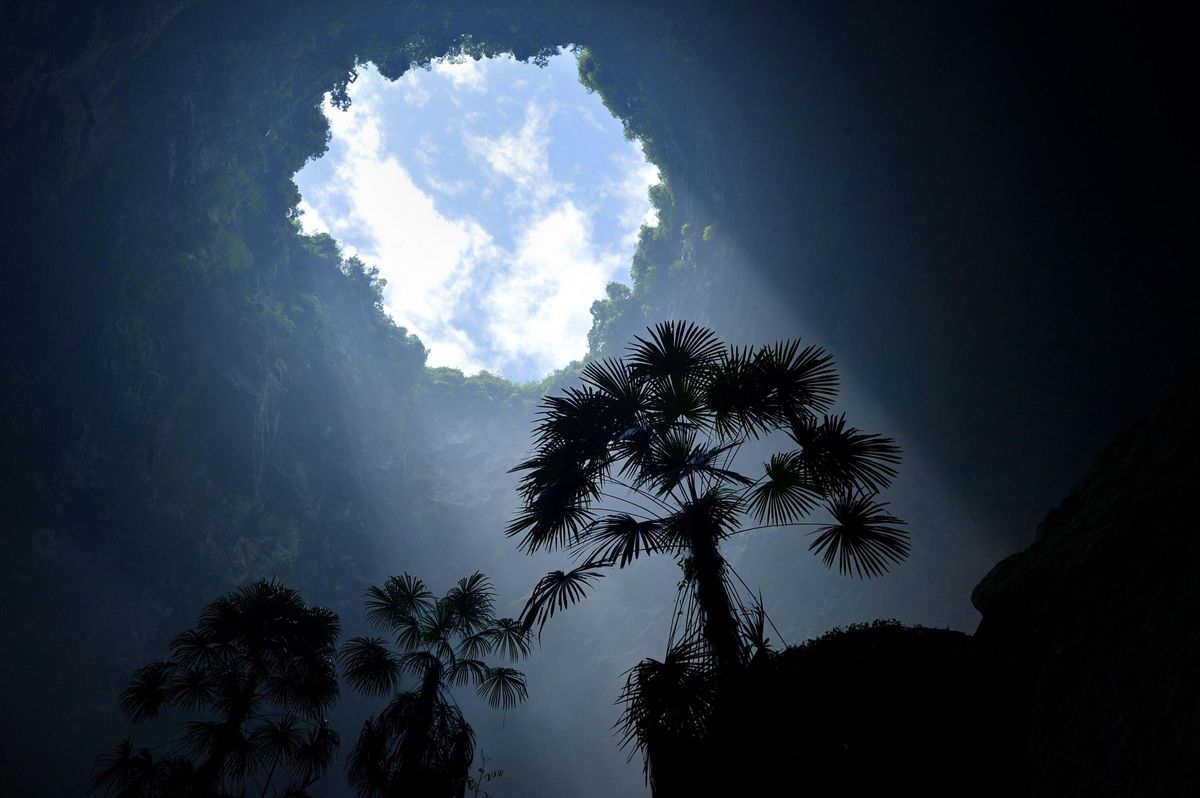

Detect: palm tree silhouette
[90, 580, 341, 797]
[507, 321, 907, 785]
[340, 573, 530, 798]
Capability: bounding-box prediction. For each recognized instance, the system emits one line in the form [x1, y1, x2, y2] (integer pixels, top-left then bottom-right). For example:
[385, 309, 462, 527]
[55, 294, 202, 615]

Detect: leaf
[791, 414, 901, 493]
[455, 631, 494, 661]
[488, 618, 534, 660]
[444, 572, 495, 634]
[339, 637, 401, 697]
[518, 566, 606, 634]
[758, 339, 839, 417]
[747, 451, 820, 524]
[476, 667, 528, 710]
[573, 513, 667, 568]
[120, 661, 177, 721]
[627, 320, 723, 383]
[617, 641, 714, 760]
[446, 658, 490, 688]
[809, 492, 910, 578]
[705, 345, 775, 438]
[364, 574, 434, 631]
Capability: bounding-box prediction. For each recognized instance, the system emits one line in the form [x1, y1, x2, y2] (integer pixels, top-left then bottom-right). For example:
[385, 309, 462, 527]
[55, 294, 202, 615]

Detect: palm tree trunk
[400, 660, 443, 785]
[686, 527, 742, 676]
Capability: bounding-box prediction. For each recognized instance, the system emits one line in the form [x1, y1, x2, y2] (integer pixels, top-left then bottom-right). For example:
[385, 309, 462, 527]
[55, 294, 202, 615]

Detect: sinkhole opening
[294, 48, 660, 383]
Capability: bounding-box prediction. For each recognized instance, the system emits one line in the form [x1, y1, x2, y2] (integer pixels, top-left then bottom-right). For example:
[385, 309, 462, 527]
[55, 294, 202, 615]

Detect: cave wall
[1, 1, 1195, 794]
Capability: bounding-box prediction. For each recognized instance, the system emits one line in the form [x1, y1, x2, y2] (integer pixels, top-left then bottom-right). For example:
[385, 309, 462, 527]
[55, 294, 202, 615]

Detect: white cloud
[307, 75, 496, 373]
[484, 202, 622, 373]
[464, 102, 561, 209]
[433, 56, 490, 91]
[294, 58, 659, 379]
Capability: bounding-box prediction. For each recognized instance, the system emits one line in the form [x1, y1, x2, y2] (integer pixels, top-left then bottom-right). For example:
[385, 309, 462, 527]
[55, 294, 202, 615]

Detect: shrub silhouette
[90, 580, 340, 797]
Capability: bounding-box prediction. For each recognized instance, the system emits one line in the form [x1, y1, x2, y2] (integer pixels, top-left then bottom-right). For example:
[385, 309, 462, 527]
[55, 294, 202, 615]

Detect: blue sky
[294, 51, 659, 381]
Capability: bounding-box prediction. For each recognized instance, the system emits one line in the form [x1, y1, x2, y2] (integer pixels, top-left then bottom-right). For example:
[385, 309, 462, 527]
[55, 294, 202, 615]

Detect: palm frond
[455, 631, 493, 661]
[809, 492, 910, 578]
[397, 651, 444, 683]
[617, 642, 714, 758]
[476, 667, 528, 710]
[640, 428, 751, 494]
[573, 513, 667, 567]
[120, 661, 177, 721]
[759, 339, 839, 416]
[581, 357, 648, 423]
[487, 618, 534, 660]
[249, 715, 304, 762]
[444, 572, 495, 634]
[339, 637, 401, 697]
[518, 565, 605, 634]
[528, 386, 619, 450]
[791, 414, 901, 493]
[706, 345, 775, 438]
[169, 667, 215, 712]
[445, 658, 490, 688]
[88, 738, 156, 795]
[746, 451, 820, 524]
[292, 723, 339, 786]
[627, 320, 723, 383]
[364, 574, 433, 631]
[346, 716, 392, 798]
[170, 629, 222, 671]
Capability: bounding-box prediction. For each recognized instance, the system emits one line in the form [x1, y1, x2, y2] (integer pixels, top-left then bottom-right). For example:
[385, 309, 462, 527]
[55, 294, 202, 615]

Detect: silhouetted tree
[340, 573, 530, 798]
[89, 581, 340, 797]
[507, 321, 907, 789]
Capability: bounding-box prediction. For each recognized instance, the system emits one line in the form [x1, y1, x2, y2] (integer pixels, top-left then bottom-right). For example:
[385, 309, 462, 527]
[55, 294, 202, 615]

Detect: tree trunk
[686, 526, 742, 676]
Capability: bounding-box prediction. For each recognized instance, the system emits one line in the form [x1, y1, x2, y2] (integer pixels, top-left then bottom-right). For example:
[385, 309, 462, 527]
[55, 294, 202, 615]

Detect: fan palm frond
[169, 667, 215, 712]
[476, 667, 528, 710]
[445, 657, 489, 688]
[487, 618, 533, 660]
[809, 492, 909, 578]
[519, 566, 606, 634]
[120, 661, 177, 721]
[364, 574, 433, 631]
[292, 724, 339, 786]
[397, 651, 444, 683]
[87, 738, 155, 795]
[455, 631, 493, 661]
[637, 428, 752, 495]
[791, 414, 901, 493]
[250, 715, 304, 762]
[506, 462, 598, 553]
[706, 345, 774, 438]
[581, 357, 648, 420]
[759, 338, 839, 417]
[444, 572, 495, 634]
[573, 513, 667, 567]
[530, 386, 619, 449]
[747, 451, 820, 524]
[340, 637, 401, 697]
[627, 320, 723, 383]
[170, 629, 222, 671]
[617, 641, 715, 756]
[346, 716, 392, 798]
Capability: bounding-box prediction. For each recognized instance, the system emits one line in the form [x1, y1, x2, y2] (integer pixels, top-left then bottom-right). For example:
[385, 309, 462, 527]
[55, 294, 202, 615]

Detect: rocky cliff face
[708, 377, 1200, 797]
[972, 374, 1200, 797]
